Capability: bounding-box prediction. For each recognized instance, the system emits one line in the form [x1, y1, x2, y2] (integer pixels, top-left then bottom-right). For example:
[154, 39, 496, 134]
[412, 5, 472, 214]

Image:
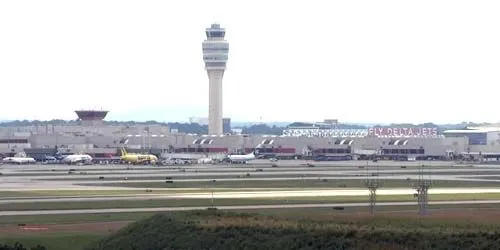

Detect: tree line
[0, 119, 480, 135]
[0, 243, 45, 250]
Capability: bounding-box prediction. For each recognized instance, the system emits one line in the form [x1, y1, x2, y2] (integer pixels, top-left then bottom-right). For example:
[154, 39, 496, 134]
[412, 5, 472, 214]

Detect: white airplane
[61, 154, 93, 165]
[2, 156, 36, 164]
[226, 151, 258, 164]
[198, 157, 219, 164]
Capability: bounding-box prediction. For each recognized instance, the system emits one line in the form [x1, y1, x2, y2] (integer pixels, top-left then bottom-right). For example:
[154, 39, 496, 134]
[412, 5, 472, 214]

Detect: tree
[0, 243, 46, 250]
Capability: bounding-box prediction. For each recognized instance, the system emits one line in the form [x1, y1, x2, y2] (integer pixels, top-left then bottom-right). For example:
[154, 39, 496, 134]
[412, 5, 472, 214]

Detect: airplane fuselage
[121, 154, 158, 164]
[226, 152, 256, 164]
[198, 158, 214, 164]
[61, 154, 93, 165]
[1, 157, 36, 164]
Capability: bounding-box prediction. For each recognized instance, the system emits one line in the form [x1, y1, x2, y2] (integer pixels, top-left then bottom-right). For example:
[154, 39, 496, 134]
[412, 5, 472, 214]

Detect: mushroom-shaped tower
[75, 110, 109, 126]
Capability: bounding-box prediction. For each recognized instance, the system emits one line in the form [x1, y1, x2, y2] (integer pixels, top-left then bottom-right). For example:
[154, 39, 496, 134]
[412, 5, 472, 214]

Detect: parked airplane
[61, 154, 93, 165]
[198, 157, 215, 164]
[225, 150, 259, 164]
[1, 152, 36, 165]
[120, 148, 158, 165]
[2, 156, 36, 164]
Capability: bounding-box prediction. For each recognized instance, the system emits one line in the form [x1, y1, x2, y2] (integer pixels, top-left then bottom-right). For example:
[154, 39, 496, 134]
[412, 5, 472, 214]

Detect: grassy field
[3, 203, 500, 250]
[2, 193, 500, 211]
[244, 203, 500, 223]
[0, 212, 154, 225]
[81, 178, 500, 189]
[1, 202, 500, 225]
[0, 190, 184, 198]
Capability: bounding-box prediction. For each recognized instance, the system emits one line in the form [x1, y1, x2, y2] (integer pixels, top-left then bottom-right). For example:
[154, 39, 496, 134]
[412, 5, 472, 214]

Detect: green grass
[239, 207, 500, 229]
[2, 204, 500, 250]
[2, 193, 500, 211]
[2, 203, 500, 226]
[83, 178, 500, 189]
[0, 190, 173, 197]
[245, 203, 500, 221]
[0, 189, 245, 198]
[0, 212, 155, 225]
[0, 232, 104, 250]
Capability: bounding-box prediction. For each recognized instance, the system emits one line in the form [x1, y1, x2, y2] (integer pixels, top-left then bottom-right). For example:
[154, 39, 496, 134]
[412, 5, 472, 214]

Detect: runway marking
[21, 227, 49, 231]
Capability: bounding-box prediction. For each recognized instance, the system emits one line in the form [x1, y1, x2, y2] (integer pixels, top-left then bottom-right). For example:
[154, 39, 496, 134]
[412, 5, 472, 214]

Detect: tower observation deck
[202, 23, 229, 135]
[75, 110, 108, 126]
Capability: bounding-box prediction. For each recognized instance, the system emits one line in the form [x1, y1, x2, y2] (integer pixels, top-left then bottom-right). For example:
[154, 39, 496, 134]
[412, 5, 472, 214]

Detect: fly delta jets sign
[367, 127, 438, 137]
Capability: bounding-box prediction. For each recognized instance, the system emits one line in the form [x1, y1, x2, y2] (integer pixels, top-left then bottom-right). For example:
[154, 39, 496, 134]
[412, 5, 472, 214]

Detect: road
[2, 200, 500, 216]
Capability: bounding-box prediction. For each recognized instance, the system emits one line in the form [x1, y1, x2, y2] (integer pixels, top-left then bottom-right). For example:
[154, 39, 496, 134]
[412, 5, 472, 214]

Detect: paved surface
[1, 160, 500, 215]
[1, 161, 500, 190]
[2, 200, 500, 216]
[1, 188, 500, 203]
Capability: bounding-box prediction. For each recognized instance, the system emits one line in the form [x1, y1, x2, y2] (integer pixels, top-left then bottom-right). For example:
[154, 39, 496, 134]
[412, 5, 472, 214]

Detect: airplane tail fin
[120, 148, 127, 157]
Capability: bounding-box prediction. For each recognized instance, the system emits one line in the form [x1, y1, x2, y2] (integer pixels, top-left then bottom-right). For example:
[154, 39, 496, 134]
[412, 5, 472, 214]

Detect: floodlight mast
[413, 163, 432, 216]
[364, 160, 382, 215]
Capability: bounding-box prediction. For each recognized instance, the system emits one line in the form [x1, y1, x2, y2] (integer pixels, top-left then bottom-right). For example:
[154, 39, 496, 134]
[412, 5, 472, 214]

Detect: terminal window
[468, 133, 487, 145]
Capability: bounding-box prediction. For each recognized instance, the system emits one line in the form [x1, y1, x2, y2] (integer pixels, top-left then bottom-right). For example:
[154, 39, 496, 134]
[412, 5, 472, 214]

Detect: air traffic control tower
[202, 23, 229, 135]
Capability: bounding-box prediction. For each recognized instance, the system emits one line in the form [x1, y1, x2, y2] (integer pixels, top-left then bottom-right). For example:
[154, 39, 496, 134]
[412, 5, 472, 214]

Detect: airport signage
[367, 127, 438, 137]
[282, 129, 369, 137]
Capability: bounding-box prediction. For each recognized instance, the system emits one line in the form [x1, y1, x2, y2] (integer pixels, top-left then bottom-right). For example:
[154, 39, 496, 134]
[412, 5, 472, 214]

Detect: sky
[0, 1, 499, 124]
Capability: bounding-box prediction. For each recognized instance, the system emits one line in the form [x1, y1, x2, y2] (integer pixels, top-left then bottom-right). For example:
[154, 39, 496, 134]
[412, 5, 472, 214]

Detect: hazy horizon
[1, 1, 499, 124]
[0, 112, 490, 127]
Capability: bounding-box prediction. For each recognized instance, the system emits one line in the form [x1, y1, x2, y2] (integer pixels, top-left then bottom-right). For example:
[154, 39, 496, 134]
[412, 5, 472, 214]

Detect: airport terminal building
[0, 122, 479, 162]
[443, 127, 500, 160]
[0, 111, 498, 162]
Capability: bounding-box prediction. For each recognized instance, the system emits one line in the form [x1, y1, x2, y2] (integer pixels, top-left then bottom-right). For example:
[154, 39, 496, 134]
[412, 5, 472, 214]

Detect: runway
[1, 161, 500, 216]
[2, 161, 500, 190]
[1, 188, 500, 203]
[1, 200, 500, 216]
[1, 162, 500, 191]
